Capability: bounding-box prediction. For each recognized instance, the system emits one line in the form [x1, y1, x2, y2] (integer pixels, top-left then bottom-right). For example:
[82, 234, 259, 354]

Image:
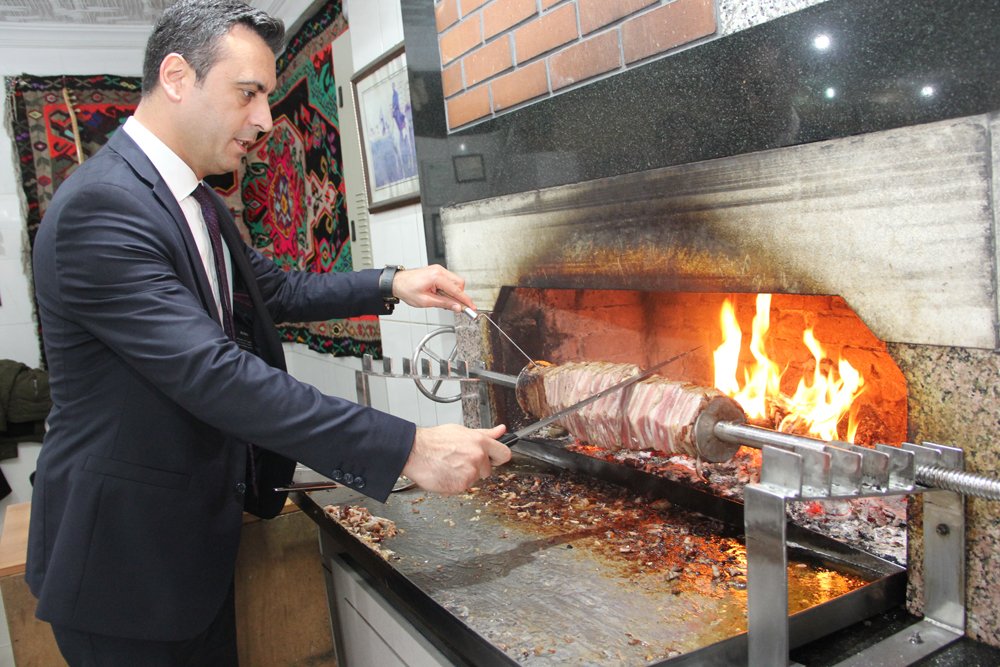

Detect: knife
[274, 476, 416, 493]
[498, 347, 701, 446]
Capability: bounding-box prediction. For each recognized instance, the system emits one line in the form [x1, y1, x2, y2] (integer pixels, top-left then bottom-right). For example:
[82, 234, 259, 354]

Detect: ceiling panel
[0, 1, 170, 25]
[0, 0, 325, 46]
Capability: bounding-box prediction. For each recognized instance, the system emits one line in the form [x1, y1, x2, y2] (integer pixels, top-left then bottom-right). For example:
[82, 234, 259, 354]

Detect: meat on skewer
[515, 361, 744, 460]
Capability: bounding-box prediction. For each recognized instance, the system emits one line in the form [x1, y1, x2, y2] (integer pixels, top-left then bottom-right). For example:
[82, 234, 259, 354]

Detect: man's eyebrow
[236, 79, 268, 92]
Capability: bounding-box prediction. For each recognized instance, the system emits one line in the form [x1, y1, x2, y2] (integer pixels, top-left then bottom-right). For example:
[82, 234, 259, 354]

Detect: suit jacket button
[235, 481, 246, 494]
[343, 473, 354, 485]
[354, 476, 365, 489]
[331, 469, 343, 481]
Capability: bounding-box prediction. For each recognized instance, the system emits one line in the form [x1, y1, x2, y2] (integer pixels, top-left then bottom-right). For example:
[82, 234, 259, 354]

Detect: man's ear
[159, 53, 191, 102]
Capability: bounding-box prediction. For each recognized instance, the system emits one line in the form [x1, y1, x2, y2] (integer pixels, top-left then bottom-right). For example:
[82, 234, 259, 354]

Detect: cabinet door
[329, 554, 453, 667]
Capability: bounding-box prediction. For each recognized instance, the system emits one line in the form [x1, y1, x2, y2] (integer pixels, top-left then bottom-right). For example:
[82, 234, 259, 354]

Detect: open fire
[713, 294, 867, 443]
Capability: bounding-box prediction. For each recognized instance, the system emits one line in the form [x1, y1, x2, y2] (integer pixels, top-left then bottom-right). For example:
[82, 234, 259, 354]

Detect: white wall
[343, 0, 404, 72]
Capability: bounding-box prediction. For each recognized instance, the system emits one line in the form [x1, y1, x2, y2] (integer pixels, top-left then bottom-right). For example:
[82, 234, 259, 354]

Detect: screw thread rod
[916, 465, 1000, 500]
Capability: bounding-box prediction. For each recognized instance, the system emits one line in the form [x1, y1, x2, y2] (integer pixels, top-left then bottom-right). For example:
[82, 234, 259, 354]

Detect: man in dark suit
[27, 1, 511, 664]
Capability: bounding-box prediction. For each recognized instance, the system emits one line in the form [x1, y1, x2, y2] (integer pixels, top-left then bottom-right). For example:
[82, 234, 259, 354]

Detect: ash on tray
[323, 504, 399, 560]
[565, 442, 908, 566]
[474, 469, 750, 587]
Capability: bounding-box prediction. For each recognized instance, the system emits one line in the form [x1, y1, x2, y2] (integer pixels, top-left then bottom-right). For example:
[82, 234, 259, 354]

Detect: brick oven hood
[441, 114, 1000, 351]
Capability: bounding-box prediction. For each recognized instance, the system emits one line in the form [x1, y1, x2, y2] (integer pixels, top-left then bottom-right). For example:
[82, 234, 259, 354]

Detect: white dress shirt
[122, 116, 232, 324]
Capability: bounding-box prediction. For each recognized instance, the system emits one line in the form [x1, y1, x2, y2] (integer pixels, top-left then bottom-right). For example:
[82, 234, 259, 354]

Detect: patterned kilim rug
[6, 74, 141, 248]
[213, 0, 381, 357]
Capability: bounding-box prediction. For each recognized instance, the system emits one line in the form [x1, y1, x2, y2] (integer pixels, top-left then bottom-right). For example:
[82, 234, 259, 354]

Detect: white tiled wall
[313, 0, 464, 429]
[364, 175, 463, 427]
[0, 196, 39, 370]
[343, 0, 404, 73]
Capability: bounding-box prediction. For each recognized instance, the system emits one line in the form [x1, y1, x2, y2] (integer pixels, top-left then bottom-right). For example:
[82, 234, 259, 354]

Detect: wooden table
[0, 503, 62, 666]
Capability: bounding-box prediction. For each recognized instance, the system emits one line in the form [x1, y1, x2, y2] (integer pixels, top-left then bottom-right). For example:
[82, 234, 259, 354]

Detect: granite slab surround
[892, 343, 1000, 646]
[400, 0, 1000, 657]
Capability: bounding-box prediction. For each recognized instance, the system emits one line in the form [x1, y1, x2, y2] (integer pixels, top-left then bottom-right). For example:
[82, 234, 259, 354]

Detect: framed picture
[453, 153, 486, 183]
[353, 45, 420, 212]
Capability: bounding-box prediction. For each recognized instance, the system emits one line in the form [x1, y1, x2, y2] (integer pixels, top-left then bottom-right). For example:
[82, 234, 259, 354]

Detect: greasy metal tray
[296, 441, 904, 666]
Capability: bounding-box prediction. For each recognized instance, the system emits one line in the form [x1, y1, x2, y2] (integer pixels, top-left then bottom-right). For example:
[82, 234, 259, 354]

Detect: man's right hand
[402, 424, 512, 495]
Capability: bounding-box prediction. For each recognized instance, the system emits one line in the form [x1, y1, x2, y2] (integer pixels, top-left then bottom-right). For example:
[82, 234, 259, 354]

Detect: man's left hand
[393, 264, 477, 314]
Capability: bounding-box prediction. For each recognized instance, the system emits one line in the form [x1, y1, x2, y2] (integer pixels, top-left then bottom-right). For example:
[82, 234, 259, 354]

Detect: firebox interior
[488, 287, 908, 449]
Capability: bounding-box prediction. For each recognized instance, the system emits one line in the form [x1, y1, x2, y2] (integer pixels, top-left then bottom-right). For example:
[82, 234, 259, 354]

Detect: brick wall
[435, 0, 717, 130]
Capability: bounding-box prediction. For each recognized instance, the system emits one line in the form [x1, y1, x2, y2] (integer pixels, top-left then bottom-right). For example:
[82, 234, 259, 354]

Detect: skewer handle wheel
[412, 326, 462, 403]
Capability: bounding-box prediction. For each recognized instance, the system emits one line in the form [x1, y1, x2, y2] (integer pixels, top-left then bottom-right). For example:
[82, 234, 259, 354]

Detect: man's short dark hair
[142, 0, 285, 95]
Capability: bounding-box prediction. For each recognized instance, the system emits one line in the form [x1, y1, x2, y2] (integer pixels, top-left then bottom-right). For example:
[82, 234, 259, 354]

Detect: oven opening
[484, 286, 910, 567]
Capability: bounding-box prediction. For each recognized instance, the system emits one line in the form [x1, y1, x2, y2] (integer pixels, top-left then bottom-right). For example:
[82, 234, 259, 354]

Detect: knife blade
[498, 347, 701, 446]
[274, 476, 416, 493]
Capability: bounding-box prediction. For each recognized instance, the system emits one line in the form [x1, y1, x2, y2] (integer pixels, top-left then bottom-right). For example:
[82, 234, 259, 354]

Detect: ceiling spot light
[920, 85, 935, 98]
[813, 34, 832, 51]
[825, 87, 837, 99]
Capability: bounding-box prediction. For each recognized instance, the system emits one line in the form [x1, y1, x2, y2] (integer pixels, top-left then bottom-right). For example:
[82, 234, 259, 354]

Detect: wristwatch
[379, 265, 403, 313]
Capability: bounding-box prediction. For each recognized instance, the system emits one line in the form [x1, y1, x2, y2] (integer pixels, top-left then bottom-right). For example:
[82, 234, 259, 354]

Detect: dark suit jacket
[27, 129, 415, 641]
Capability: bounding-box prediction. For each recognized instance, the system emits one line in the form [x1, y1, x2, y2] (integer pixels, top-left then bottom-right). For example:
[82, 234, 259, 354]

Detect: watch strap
[379, 265, 403, 313]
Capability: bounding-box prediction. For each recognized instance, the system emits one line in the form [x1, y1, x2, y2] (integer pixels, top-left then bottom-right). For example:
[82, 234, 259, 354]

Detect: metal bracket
[745, 440, 966, 666]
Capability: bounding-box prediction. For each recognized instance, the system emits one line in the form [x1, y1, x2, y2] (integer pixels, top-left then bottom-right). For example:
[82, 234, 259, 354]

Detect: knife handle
[498, 433, 519, 446]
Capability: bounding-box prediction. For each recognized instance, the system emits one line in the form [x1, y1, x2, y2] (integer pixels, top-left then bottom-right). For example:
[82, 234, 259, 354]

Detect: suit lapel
[108, 130, 294, 518]
[106, 130, 222, 329]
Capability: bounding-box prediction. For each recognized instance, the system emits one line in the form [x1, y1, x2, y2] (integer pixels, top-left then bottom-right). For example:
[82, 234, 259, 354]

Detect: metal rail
[711, 420, 1000, 500]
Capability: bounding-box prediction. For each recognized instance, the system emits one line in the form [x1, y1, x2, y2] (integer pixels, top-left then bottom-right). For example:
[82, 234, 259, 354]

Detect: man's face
[180, 25, 276, 178]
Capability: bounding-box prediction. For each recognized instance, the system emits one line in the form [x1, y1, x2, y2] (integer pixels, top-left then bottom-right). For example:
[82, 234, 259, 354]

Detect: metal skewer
[437, 289, 537, 367]
[478, 312, 538, 368]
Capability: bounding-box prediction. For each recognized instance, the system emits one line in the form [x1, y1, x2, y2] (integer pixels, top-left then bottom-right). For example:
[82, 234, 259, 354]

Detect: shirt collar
[122, 116, 200, 202]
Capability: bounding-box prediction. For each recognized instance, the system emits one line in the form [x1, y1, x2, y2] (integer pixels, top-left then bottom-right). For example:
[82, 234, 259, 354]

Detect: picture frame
[353, 45, 420, 212]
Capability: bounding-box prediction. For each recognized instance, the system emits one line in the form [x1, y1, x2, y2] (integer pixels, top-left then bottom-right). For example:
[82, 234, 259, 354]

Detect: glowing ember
[713, 295, 866, 442]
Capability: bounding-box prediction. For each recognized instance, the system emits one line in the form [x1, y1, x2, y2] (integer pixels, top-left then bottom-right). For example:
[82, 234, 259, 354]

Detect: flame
[713, 296, 866, 442]
[713, 300, 742, 396]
